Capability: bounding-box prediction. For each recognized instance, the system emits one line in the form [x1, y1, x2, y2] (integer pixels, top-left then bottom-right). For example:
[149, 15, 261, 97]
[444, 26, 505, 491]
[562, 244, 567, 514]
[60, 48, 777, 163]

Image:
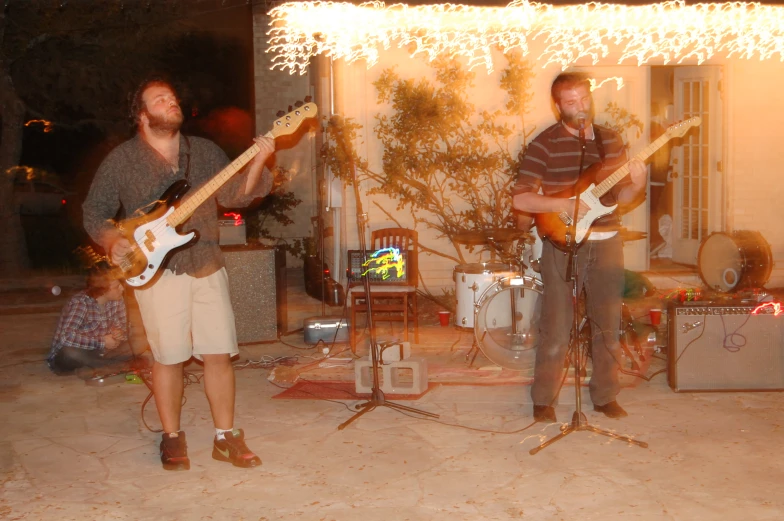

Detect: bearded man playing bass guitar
[83, 76, 275, 470]
[512, 72, 647, 424]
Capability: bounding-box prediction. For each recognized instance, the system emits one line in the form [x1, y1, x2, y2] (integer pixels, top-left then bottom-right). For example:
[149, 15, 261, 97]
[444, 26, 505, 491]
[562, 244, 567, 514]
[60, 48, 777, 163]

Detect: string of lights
[267, 0, 784, 75]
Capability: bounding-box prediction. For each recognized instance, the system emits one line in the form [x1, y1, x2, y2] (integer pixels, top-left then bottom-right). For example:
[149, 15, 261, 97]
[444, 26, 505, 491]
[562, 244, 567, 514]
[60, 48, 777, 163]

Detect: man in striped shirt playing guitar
[512, 72, 647, 423]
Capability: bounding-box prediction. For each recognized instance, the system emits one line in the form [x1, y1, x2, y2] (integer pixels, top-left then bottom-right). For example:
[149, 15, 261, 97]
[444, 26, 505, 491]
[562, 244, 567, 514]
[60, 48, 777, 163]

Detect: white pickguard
[124, 206, 195, 287]
[562, 184, 618, 245]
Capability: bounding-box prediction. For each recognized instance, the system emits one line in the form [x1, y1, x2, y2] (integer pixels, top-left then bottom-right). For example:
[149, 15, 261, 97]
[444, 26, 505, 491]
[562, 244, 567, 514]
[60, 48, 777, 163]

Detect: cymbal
[454, 228, 531, 245]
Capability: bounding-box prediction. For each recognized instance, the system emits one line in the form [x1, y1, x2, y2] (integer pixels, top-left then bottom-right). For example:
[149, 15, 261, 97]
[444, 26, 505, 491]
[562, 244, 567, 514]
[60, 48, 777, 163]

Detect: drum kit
[453, 227, 543, 370]
[453, 226, 653, 371]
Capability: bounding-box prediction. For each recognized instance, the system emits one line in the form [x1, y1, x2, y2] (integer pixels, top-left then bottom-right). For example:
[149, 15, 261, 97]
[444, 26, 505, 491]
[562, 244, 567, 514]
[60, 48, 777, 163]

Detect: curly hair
[85, 266, 120, 299]
[128, 74, 179, 125]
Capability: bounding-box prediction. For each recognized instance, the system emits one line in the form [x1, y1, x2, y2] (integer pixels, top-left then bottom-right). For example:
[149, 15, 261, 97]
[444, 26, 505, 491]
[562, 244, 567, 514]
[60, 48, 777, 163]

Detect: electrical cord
[721, 313, 751, 352]
[137, 368, 210, 433]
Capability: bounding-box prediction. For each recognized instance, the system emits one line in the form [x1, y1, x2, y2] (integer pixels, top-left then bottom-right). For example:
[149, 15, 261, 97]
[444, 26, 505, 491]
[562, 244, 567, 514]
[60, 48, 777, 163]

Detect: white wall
[724, 59, 784, 286]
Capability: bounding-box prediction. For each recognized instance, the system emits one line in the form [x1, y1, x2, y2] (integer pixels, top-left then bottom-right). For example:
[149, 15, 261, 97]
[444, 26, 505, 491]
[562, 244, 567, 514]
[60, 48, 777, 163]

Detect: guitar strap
[182, 135, 192, 182]
[592, 124, 606, 164]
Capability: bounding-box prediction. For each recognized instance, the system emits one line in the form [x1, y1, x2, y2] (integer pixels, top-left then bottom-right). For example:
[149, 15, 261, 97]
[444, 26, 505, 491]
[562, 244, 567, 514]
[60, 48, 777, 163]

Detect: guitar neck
[168, 133, 271, 227]
[592, 131, 673, 199]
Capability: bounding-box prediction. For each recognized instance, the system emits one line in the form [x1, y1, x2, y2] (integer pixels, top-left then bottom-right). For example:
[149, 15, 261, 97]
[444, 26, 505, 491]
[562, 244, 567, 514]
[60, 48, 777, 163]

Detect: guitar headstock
[270, 99, 318, 139]
[666, 116, 702, 139]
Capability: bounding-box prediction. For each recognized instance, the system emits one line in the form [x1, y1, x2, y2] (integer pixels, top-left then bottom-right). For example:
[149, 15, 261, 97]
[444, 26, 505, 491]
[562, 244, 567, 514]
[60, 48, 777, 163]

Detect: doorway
[649, 65, 723, 268]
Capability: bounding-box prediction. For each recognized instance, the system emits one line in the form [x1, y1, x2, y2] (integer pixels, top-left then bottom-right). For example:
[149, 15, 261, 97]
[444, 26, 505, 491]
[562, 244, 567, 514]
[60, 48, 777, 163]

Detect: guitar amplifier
[347, 249, 414, 285]
[668, 301, 784, 392]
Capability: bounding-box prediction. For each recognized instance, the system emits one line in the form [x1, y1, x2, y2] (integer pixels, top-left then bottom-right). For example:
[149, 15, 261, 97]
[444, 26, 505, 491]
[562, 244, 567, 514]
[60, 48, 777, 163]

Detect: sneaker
[212, 429, 261, 468]
[160, 431, 190, 471]
[533, 405, 557, 423]
[593, 400, 628, 419]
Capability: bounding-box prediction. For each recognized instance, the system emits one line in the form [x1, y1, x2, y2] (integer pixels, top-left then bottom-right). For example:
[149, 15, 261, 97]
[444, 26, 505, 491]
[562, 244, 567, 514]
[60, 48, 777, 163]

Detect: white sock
[215, 427, 234, 441]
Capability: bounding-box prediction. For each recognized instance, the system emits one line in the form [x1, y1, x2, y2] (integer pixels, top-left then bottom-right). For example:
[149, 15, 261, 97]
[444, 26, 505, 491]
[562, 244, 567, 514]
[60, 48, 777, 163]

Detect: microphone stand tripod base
[337, 388, 439, 431]
[529, 409, 648, 455]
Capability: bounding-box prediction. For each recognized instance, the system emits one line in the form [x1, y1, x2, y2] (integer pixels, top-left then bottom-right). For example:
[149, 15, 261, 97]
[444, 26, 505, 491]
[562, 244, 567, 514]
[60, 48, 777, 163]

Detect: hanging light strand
[267, 1, 784, 75]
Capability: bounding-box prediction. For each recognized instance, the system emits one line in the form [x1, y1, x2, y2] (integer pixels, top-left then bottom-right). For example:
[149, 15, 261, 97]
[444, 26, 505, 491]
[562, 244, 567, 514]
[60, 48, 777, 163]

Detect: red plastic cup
[649, 308, 662, 326]
[438, 311, 451, 327]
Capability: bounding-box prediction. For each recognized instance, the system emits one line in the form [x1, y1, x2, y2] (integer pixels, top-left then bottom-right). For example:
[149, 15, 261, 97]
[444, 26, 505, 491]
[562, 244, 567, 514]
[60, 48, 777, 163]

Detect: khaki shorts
[134, 268, 238, 365]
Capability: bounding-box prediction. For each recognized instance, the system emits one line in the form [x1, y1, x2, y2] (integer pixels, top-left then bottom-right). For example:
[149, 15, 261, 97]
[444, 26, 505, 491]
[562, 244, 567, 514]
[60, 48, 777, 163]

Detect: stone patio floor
[1, 270, 783, 520]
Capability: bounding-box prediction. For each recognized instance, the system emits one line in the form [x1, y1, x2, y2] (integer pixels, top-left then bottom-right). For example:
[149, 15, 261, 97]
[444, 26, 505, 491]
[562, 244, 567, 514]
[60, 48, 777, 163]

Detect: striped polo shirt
[512, 122, 630, 232]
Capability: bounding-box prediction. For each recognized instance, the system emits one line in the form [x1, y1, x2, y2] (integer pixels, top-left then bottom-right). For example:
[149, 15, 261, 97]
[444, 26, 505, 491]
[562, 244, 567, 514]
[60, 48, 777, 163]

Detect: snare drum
[698, 231, 772, 292]
[453, 262, 515, 329]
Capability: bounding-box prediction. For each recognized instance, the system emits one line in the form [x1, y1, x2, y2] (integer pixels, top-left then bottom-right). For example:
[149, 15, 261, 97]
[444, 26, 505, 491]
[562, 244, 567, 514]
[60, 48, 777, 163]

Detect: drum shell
[473, 276, 544, 371]
[698, 231, 772, 292]
[453, 263, 515, 329]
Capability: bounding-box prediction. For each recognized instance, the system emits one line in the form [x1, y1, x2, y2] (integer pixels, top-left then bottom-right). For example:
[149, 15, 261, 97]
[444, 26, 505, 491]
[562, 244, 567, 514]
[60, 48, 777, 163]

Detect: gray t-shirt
[83, 133, 271, 279]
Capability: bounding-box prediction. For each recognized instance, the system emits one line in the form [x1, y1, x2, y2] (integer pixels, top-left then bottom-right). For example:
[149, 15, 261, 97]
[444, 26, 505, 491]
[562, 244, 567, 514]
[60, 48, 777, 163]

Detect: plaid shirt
[47, 292, 127, 369]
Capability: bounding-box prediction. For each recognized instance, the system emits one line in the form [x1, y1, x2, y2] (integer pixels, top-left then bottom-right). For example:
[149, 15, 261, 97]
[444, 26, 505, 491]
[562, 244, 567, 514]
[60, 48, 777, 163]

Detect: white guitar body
[124, 207, 195, 287]
[560, 184, 618, 245]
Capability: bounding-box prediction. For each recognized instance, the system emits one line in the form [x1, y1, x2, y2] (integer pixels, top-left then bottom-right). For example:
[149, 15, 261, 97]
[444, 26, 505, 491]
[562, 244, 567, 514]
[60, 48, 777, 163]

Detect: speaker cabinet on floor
[222, 246, 286, 344]
[668, 301, 784, 392]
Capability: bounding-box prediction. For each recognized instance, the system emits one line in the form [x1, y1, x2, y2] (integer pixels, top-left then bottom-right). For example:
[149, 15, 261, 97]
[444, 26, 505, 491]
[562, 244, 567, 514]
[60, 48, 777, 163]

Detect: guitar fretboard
[167, 141, 265, 227]
[165, 101, 316, 227]
[591, 122, 694, 199]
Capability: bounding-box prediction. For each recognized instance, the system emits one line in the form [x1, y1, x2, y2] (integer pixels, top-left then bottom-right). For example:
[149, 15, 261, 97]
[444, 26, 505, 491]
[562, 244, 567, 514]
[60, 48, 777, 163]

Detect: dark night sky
[17, 1, 256, 185]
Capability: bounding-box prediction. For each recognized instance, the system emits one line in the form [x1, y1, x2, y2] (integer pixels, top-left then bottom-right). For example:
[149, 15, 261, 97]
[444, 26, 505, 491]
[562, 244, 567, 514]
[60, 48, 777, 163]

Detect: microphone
[576, 113, 586, 143]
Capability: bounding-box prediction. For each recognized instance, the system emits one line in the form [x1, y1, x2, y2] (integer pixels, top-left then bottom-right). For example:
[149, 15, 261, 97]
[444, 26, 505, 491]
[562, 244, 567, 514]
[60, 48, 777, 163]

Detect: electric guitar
[534, 117, 701, 250]
[115, 101, 317, 287]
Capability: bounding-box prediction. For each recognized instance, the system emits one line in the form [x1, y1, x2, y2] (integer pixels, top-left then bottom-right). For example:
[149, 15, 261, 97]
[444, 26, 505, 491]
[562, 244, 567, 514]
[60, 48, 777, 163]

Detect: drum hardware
[698, 230, 772, 293]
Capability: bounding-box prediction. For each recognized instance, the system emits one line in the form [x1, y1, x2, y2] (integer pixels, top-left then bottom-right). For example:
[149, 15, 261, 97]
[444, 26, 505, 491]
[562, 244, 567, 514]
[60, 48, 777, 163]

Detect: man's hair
[129, 74, 178, 125]
[85, 266, 119, 298]
[550, 72, 592, 103]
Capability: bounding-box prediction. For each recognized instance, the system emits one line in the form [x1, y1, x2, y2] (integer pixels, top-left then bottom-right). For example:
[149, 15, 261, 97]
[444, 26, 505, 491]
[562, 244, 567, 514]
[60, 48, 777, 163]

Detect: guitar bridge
[559, 212, 573, 225]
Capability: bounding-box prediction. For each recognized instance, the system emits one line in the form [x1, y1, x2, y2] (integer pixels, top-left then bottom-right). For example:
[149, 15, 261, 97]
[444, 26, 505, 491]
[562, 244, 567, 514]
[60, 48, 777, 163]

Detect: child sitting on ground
[47, 267, 135, 376]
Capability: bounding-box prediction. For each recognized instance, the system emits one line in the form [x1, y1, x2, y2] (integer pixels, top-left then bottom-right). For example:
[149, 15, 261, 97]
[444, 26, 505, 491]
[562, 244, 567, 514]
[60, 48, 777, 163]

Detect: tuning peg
[276, 110, 285, 118]
[294, 100, 304, 108]
[304, 95, 312, 103]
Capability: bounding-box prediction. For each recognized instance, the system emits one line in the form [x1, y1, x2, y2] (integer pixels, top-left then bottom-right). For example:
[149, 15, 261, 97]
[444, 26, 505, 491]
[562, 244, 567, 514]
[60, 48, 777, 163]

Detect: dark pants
[531, 235, 624, 407]
[50, 342, 135, 375]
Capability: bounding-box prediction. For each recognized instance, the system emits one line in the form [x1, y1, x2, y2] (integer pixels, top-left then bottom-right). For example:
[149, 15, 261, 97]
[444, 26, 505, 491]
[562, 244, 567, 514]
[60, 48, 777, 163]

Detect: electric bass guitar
[114, 101, 317, 287]
[534, 117, 701, 250]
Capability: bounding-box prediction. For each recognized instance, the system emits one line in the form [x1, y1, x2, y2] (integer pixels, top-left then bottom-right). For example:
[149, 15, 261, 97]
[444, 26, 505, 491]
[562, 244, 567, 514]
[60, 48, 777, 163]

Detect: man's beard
[562, 106, 595, 130]
[146, 109, 183, 134]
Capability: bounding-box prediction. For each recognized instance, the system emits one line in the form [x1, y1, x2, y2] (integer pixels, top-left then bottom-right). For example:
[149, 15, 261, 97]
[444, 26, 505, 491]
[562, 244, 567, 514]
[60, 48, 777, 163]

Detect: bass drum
[698, 231, 772, 292]
[474, 276, 543, 371]
[454, 262, 515, 329]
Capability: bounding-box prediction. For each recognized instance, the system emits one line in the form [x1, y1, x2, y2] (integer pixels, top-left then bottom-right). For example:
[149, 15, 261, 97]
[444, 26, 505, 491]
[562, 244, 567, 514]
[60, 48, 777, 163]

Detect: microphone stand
[530, 119, 647, 455]
[336, 119, 438, 430]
